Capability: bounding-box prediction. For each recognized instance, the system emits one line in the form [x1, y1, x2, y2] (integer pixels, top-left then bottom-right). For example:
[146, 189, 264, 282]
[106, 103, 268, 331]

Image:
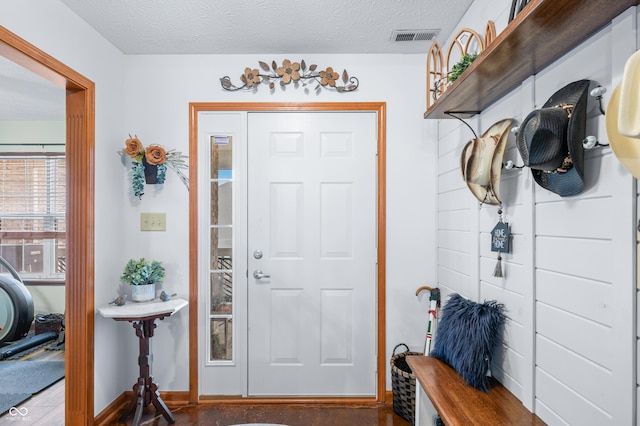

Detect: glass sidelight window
[209, 135, 233, 361]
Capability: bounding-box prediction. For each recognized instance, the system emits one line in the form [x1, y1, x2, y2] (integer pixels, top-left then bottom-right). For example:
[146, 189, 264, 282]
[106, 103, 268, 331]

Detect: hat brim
[607, 84, 640, 179]
[463, 118, 513, 205]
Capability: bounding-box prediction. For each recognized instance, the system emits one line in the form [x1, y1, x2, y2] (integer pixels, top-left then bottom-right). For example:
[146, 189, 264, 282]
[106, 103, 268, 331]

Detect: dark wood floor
[113, 402, 411, 426]
[4, 391, 410, 426]
[1, 342, 411, 426]
[4, 383, 410, 426]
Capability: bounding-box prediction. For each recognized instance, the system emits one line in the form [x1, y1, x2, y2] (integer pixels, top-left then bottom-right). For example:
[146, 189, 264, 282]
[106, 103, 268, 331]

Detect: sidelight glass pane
[210, 271, 232, 315]
[210, 317, 232, 361]
[210, 181, 232, 225]
[210, 135, 233, 179]
[210, 228, 232, 270]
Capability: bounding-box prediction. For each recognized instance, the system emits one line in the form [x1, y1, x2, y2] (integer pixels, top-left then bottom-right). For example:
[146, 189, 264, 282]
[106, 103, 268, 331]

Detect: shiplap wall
[433, 3, 637, 425]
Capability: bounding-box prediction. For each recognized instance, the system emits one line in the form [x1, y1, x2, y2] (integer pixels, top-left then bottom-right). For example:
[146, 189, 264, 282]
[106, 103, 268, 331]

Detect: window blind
[0, 155, 66, 240]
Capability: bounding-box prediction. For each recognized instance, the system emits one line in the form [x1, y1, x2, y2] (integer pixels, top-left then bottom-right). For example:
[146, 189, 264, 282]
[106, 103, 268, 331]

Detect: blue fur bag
[430, 293, 506, 392]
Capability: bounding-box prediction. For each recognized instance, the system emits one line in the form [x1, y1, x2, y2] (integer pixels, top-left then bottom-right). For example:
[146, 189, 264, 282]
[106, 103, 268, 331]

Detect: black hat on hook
[516, 79, 590, 197]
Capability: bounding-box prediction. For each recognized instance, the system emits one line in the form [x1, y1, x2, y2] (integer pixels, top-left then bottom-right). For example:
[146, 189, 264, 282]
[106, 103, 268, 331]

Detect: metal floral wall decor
[120, 136, 189, 199]
[220, 59, 359, 93]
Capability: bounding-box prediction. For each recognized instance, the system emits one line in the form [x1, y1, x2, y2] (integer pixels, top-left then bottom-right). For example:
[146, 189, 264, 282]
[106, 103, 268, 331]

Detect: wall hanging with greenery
[220, 59, 359, 93]
[120, 136, 189, 199]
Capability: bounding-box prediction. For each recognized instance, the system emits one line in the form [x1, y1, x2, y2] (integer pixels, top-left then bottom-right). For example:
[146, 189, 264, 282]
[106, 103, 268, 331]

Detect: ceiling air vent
[391, 29, 440, 42]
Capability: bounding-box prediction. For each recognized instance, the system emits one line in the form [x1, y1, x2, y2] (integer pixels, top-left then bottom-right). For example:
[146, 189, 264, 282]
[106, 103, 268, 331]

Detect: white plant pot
[131, 283, 156, 302]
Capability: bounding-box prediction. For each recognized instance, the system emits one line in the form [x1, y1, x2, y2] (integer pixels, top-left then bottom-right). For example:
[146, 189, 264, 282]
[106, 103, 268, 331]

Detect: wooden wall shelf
[424, 0, 640, 119]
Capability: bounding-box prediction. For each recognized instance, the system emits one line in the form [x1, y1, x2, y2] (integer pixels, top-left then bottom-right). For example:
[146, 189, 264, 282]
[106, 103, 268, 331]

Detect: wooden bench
[406, 356, 545, 426]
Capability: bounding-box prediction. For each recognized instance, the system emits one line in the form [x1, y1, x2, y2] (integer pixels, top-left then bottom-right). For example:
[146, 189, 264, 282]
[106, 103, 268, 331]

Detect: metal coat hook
[505, 127, 525, 171]
[590, 85, 606, 115]
[503, 160, 524, 170]
[582, 135, 609, 149]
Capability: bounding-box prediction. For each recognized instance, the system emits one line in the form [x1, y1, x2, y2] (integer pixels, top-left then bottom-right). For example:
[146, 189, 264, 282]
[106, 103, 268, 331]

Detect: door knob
[253, 269, 271, 280]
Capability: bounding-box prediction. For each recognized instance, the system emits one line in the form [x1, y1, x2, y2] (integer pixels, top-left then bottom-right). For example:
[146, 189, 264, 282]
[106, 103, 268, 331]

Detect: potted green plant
[120, 258, 165, 302]
[448, 53, 479, 83]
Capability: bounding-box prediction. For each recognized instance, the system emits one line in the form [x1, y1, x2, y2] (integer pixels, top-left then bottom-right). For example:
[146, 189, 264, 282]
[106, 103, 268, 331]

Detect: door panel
[247, 112, 377, 396]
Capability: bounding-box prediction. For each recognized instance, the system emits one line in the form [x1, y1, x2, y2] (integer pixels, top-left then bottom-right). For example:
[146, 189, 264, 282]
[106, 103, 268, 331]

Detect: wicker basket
[390, 343, 421, 425]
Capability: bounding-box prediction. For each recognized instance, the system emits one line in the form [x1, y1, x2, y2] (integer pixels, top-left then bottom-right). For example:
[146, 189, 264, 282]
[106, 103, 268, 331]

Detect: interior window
[0, 154, 66, 281]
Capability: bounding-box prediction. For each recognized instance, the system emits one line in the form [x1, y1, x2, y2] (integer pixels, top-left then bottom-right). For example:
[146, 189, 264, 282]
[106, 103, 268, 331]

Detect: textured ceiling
[1, 0, 473, 122]
[58, 0, 472, 54]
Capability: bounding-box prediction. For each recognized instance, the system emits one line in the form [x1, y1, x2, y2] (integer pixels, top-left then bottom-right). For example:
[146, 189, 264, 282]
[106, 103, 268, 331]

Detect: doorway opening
[0, 26, 95, 424]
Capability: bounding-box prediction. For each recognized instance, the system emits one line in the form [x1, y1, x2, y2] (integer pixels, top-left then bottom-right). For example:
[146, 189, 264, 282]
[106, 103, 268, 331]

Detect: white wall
[0, 121, 65, 152]
[434, 2, 637, 425]
[25, 284, 65, 315]
[122, 53, 437, 393]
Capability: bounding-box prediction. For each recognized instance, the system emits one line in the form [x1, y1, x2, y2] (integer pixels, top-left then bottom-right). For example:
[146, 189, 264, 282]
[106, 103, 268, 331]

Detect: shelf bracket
[444, 110, 480, 118]
[444, 111, 480, 138]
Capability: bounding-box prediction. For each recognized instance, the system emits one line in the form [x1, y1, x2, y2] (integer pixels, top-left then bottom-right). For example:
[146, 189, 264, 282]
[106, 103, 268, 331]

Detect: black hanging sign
[491, 221, 510, 253]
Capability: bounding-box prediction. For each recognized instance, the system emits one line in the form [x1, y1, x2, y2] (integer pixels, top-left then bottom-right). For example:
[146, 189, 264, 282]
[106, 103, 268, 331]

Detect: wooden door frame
[188, 102, 386, 403]
[0, 26, 95, 424]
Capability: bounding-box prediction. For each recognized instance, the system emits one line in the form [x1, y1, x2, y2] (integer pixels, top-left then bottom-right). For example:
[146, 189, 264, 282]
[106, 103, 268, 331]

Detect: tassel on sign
[493, 252, 503, 277]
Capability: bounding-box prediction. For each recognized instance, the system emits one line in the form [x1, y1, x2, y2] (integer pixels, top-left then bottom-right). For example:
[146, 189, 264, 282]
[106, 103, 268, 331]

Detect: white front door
[247, 111, 378, 396]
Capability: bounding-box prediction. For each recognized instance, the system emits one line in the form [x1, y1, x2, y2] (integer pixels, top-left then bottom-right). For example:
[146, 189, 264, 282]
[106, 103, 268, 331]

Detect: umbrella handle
[415, 285, 433, 296]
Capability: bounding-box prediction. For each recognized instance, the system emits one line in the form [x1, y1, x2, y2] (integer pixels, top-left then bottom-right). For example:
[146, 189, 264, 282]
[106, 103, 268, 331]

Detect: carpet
[0, 393, 31, 416]
[0, 361, 64, 415]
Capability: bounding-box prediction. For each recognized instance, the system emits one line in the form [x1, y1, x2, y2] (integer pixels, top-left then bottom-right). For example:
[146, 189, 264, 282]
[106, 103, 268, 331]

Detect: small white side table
[98, 298, 187, 425]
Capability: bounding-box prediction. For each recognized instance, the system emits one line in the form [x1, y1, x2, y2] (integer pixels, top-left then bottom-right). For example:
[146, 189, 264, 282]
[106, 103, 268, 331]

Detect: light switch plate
[140, 212, 166, 231]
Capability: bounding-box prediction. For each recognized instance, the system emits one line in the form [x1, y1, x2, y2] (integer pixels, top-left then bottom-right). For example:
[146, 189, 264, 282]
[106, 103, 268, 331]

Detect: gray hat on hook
[516, 79, 591, 197]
